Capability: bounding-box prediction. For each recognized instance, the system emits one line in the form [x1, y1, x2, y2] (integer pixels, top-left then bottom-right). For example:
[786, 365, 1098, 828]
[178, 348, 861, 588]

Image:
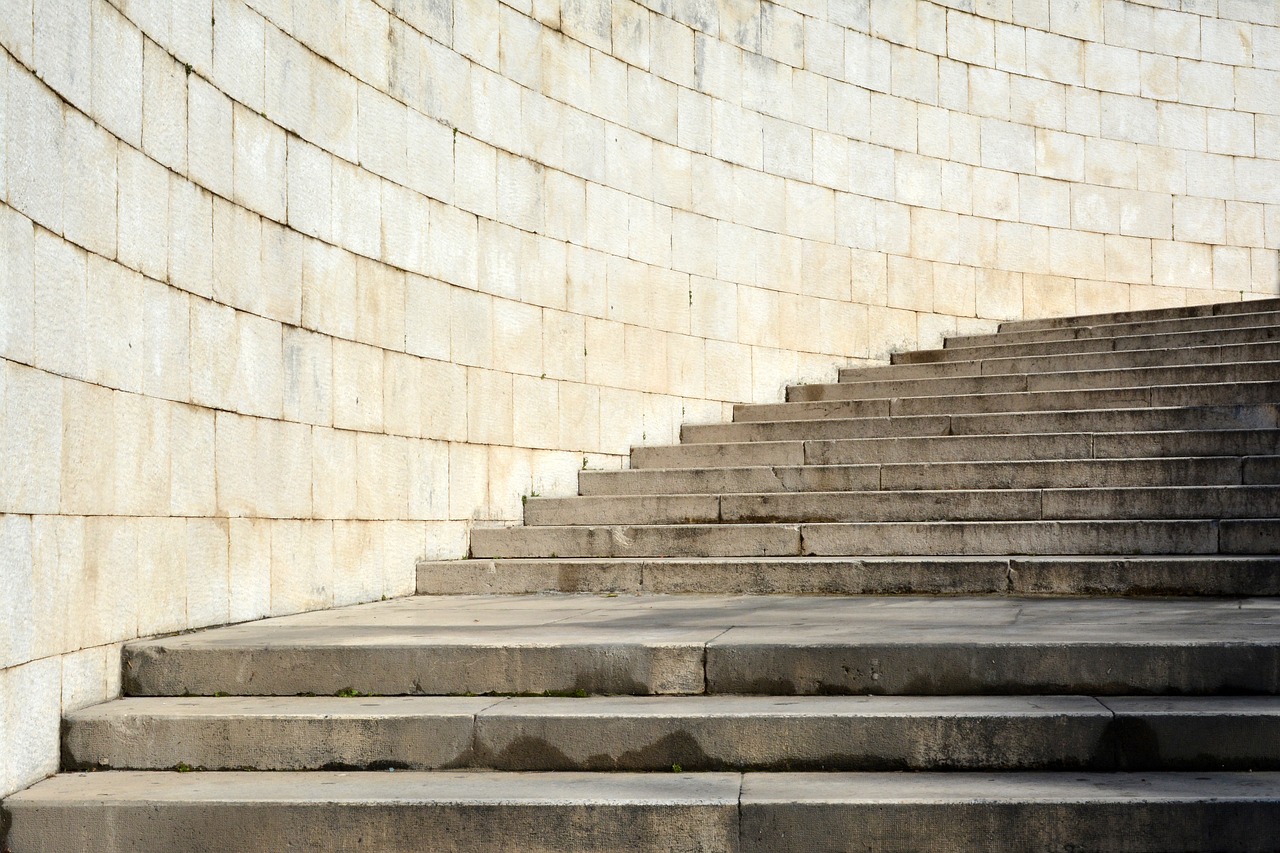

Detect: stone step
[3, 771, 742, 853]
[120, 595, 1280, 697]
[639, 430, 1280, 470]
[734, 379, 1280, 423]
[893, 323, 1280, 365]
[950, 309, 1280, 350]
[739, 771, 1280, 853]
[61, 694, 1280, 773]
[415, 556, 1280, 597]
[471, 519, 1274, 558]
[522, 487, 1280, 527]
[12, 770, 1280, 853]
[996, 295, 1280, 333]
[794, 360, 1280, 404]
[680, 404, 1280, 444]
[585, 457, 1277, 497]
[839, 340, 1280, 383]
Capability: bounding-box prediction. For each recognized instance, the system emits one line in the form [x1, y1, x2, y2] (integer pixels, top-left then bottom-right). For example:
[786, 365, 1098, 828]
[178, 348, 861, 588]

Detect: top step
[951, 310, 1280, 351]
[997, 296, 1280, 334]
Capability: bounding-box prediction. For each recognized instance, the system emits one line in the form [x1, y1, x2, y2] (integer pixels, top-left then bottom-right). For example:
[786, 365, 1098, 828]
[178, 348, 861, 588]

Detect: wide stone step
[584, 458, 1276, 497]
[12, 770, 1280, 853]
[62, 694, 1280, 773]
[949, 309, 1280, 349]
[893, 323, 1280, 365]
[3, 771, 741, 853]
[739, 771, 1280, 853]
[639, 430, 1280, 470]
[839, 340, 1280, 383]
[997, 295, 1280, 333]
[681, 404, 1280, 444]
[472, 519, 1275, 558]
[120, 595, 1280, 697]
[793, 360, 1280, 403]
[522, 487, 1280, 526]
[416, 556, 1280, 597]
[733, 379, 1280, 423]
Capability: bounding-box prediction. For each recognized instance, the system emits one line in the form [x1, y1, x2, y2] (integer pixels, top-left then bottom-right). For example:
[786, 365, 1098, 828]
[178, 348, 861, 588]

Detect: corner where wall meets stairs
[5, 297, 1280, 852]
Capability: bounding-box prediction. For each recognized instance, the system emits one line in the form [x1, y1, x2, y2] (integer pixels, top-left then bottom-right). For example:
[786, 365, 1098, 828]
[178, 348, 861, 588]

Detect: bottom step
[7, 770, 1280, 852]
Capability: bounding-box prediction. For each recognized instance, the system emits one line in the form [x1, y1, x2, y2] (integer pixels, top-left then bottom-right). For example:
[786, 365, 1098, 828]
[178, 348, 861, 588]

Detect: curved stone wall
[1, 0, 1278, 796]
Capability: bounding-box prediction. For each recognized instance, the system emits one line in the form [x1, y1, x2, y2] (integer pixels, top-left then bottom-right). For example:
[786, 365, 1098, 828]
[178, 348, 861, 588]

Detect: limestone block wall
[2, 0, 1278, 798]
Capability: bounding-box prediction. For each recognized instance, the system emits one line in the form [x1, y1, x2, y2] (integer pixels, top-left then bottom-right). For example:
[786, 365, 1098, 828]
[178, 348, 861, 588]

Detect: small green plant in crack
[174, 762, 195, 773]
[335, 687, 369, 698]
[671, 764, 683, 773]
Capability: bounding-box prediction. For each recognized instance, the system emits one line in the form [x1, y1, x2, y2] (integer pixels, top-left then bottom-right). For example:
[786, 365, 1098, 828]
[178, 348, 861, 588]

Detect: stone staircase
[6, 298, 1280, 852]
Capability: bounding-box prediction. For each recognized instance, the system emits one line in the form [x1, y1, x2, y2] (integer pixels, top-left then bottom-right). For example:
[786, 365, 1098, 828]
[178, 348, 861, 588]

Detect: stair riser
[417, 558, 1280, 598]
[893, 325, 1280, 364]
[742, 797, 1280, 853]
[684, 404, 1280, 443]
[997, 295, 1280, 332]
[952, 310, 1280, 349]
[834, 338, 1280, 381]
[524, 488, 1280, 526]
[741, 381, 1280, 422]
[585, 458, 1266, 496]
[62, 702, 1280, 773]
[796, 361, 1280, 403]
[5, 798, 736, 853]
[471, 520, 1270, 559]
[838, 340, 1280, 382]
[121, 642, 1280, 698]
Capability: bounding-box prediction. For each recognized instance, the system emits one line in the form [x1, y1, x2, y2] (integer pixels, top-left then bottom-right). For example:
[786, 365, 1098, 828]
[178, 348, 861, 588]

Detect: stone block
[29, 515, 83, 657]
[187, 74, 233, 198]
[1179, 59, 1234, 109]
[405, 110, 454, 204]
[0, 513, 34, 669]
[976, 268, 1024, 321]
[168, 177, 214, 298]
[331, 157, 382, 258]
[270, 519, 333, 616]
[1049, 228, 1105, 280]
[283, 325, 334, 426]
[302, 241, 357, 339]
[112, 392, 171, 517]
[228, 517, 271, 623]
[33, 230, 87, 382]
[61, 111, 117, 258]
[58, 380, 114, 517]
[427, 198, 479, 289]
[449, 286, 493, 368]
[212, 0, 265, 111]
[233, 102, 287, 221]
[7, 58, 64, 233]
[981, 118, 1035, 174]
[1186, 151, 1235, 200]
[185, 517, 230, 628]
[134, 517, 187, 636]
[332, 339, 384, 432]
[117, 143, 170, 282]
[140, 277, 190, 403]
[311, 422, 357, 521]
[358, 83, 408, 183]
[1201, 17, 1252, 66]
[1, 655, 59, 797]
[91, 0, 142, 145]
[1174, 196, 1226, 244]
[141, 39, 187, 173]
[1140, 53, 1179, 101]
[1118, 189, 1173, 240]
[85, 256, 144, 394]
[355, 257, 407, 352]
[33, 0, 90, 108]
[1153, 240, 1213, 289]
[487, 444, 534, 521]
[448, 440, 489, 520]
[1213, 245, 1253, 290]
[466, 367, 513, 446]
[0, 208, 35, 364]
[331, 519, 384, 606]
[512, 374, 560, 450]
[356, 432, 411, 520]
[169, 402, 215, 517]
[1105, 234, 1153, 284]
[215, 411, 312, 518]
[1135, 147, 1186, 196]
